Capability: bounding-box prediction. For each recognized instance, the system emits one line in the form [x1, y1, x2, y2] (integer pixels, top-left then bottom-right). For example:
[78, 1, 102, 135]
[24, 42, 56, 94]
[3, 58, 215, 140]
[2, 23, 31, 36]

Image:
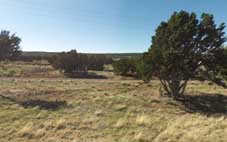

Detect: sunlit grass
[0, 62, 227, 142]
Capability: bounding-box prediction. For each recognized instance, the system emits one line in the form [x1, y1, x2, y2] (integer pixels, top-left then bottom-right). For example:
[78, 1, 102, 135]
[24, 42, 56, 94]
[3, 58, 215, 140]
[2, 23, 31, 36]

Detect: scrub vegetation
[0, 11, 227, 142]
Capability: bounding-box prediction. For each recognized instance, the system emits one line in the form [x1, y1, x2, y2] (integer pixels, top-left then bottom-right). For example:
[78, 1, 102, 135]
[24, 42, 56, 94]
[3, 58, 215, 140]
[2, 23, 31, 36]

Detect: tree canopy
[49, 50, 112, 76]
[113, 58, 138, 76]
[0, 30, 22, 61]
[141, 11, 226, 98]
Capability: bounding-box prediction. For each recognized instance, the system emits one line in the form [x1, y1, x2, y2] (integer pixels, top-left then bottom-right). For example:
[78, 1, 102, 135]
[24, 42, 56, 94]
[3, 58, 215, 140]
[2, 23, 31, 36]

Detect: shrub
[51, 50, 88, 74]
[0, 30, 22, 61]
[113, 58, 137, 76]
[49, 50, 111, 76]
[87, 55, 106, 71]
[136, 53, 153, 83]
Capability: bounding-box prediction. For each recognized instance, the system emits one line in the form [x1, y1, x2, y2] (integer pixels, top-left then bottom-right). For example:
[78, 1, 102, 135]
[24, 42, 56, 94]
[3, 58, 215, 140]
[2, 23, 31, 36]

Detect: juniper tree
[113, 58, 137, 76]
[49, 50, 109, 76]
[0, 30, 22, 61]
[145, 11, 226, 98]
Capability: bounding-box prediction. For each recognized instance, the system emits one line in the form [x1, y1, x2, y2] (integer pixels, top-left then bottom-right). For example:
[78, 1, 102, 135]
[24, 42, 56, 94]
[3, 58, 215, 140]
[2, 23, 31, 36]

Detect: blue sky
[0, 0, 226, 53]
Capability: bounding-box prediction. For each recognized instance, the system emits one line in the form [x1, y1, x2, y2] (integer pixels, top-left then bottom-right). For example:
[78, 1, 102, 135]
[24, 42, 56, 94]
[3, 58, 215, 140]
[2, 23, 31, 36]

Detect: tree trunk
[159, 78, 188, 100]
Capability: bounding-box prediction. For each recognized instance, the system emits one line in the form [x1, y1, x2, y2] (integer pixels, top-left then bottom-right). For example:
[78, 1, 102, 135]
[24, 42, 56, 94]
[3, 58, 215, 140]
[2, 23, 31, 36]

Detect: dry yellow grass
[136, 115, 150, 126]
[0, 62, 227, 142]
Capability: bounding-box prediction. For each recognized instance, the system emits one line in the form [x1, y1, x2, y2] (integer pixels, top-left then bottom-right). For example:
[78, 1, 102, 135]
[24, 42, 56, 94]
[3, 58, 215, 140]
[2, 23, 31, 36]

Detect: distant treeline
[18, 55, 52, 62]
[19, 52, 142, 61]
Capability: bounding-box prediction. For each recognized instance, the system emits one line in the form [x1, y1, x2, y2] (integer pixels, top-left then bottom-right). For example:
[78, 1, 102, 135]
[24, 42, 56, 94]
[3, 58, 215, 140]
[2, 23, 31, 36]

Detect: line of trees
[17, 55, 51, 62]
[48, 50, 112, 76]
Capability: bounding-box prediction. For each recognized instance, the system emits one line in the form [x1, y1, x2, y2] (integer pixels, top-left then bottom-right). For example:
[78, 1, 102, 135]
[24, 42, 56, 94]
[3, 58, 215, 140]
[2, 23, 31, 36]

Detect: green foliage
[49, 50, 88, 75]
[113, 58, 137, 76]
[142, 11, 226, 98]
[207, 47, 227, 83]
[87, 55, 112, 71]
[0, 30, 22, 61]
[49, 50, 112, 76]
[136, 53, 153, 83]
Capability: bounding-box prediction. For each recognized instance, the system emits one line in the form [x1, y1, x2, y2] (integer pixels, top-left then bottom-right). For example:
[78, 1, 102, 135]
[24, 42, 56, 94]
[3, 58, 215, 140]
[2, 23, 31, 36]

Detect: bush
[0, 30, 22, 61]
[136, 53, 153, 83]
[49, 50, 112, 76]
[113, 58, 138, 76]
[50, 50, 88, 74]
[87, 55, 106, 71]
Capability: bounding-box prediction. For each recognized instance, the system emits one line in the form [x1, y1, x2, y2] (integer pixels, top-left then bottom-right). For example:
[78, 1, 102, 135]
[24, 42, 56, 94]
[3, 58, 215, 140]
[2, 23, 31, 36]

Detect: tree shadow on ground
[65, 72, 107, 79]
[0, 94, 68, 111]
[19, 100, 67, 110]
[180, 93, 227, 116]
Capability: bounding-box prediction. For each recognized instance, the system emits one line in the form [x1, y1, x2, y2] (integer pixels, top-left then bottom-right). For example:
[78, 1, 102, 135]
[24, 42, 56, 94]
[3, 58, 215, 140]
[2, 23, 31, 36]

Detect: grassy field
[1, 62, 227, 142]
[0, 61, 62, 78]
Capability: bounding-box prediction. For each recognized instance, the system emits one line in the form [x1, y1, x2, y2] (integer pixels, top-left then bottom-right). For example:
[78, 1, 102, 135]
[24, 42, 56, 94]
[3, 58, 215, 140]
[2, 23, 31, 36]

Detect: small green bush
[113, 58, 137, 77]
